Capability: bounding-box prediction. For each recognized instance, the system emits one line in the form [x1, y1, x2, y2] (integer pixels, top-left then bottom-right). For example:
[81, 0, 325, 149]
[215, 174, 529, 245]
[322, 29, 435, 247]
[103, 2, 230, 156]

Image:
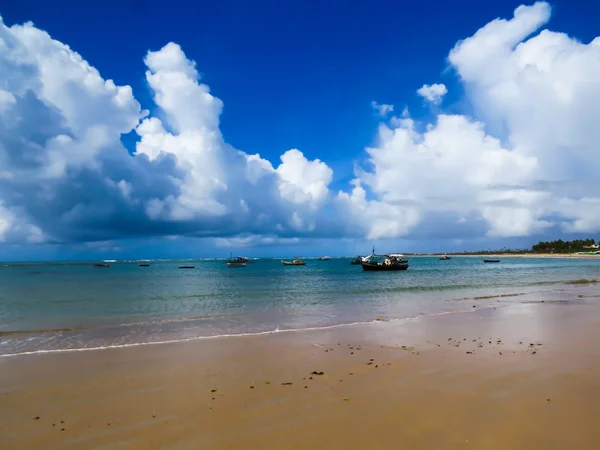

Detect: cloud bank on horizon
[1, 1, 599, 247]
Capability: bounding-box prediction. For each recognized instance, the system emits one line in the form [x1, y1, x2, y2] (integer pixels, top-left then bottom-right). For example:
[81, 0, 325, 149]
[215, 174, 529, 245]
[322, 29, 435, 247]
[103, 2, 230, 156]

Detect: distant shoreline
[414, 253, 600, 259]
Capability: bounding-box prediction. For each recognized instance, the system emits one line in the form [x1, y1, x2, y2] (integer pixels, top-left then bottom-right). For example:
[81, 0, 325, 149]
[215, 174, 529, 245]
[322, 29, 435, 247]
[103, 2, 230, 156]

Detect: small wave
[348, 284, 491, 296]
[563, 279, 597, 285]
[453, 292, 527, 301]
[118, 313, 245, 327]
[0, 327, 87, 337]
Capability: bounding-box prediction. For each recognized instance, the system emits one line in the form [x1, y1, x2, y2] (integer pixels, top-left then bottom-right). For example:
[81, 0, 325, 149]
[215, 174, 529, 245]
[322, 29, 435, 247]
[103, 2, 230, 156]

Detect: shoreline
[2, 288, 600, 449]
[1, 283, 596, 358]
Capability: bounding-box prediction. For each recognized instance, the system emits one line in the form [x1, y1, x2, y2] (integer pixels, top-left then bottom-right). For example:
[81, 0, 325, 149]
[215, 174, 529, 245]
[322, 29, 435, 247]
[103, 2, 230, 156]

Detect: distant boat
[483, 259, 500, 263]
[92, 263, 110, 268]
[282, 259, 306, 266]
[350, 256, 363, 265]
[138, 263, 150, 267]
[439, 255, 451, 260]
[318, 256, 331, 261]
[178, 265, 195, 269]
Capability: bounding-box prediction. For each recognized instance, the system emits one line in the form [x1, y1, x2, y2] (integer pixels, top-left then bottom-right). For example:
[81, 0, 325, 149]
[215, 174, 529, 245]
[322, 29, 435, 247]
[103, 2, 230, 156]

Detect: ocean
[1, 256, 598, 357]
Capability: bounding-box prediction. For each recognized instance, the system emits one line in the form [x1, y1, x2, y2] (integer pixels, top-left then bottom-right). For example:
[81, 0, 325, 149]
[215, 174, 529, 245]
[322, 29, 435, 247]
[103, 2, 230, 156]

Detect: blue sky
[0, 1, 600, 260]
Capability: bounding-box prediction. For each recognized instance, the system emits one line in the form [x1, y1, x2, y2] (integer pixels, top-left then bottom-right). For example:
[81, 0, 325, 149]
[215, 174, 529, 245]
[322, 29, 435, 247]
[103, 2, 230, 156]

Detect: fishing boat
[361, 248, 409, 271]
[226, 255, 248, 268]
[439, 254, 451, 260]
[282, 259, 306, 266]
[483, 259, 500, 263]
[178, 265, 195, 269]
[318, 256, 331, 261]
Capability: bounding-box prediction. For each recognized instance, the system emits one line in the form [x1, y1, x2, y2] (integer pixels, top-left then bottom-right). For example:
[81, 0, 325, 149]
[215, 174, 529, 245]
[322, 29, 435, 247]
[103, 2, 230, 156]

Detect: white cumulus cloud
[417, 83, 448, 105]
[371, 101, 394, 116]
[0, 18, 336, 243]
[343, 2, 600, 240]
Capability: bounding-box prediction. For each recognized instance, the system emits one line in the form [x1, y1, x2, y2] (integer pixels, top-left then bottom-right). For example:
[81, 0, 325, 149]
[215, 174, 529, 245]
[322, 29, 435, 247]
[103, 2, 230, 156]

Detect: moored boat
[138, 263, 151, 267]
[439, 254, 451, 260]
[92, 263, 110, 267]
[362, 261, 409, 271]
[361, 248, 409, 271]
[226, 255, 248, 268]
[318, 256, 331, 261]
[483, 259, 500, 263]
[178, 265, 195, 269]
[282, 259, 306, 266]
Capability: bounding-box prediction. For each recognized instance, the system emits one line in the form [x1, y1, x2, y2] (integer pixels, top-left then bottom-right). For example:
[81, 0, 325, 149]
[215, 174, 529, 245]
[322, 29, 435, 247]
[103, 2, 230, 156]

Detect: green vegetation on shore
[531, 239, 596, 253]
[437, 238, 598, 255]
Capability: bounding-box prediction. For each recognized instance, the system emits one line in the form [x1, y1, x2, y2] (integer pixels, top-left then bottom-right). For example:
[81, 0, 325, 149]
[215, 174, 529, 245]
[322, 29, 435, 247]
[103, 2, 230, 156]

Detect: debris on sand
[311, 371, 324, 376]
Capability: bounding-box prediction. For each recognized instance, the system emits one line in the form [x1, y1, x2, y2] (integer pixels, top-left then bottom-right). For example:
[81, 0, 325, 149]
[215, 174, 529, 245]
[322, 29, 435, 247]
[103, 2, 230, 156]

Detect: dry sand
[2, 290, 600, 449]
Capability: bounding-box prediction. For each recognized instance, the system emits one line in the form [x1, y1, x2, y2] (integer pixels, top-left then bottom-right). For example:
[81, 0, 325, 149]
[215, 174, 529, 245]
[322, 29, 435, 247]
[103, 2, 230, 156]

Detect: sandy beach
[1, 286, 600, 449]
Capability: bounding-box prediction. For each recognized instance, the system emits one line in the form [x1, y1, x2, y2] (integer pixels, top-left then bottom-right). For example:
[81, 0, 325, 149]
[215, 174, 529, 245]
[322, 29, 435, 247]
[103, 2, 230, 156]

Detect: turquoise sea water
[0, 256, 599, 356]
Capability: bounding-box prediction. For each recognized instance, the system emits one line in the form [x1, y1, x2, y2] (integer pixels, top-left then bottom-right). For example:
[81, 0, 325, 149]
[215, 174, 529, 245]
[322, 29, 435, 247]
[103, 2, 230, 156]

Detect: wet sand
[2, 290, 600, 449]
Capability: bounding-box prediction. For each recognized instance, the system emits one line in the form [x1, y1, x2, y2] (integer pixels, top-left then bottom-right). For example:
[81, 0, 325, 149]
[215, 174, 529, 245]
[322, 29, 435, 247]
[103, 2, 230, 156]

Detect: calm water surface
[1, 257, 598, 356]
